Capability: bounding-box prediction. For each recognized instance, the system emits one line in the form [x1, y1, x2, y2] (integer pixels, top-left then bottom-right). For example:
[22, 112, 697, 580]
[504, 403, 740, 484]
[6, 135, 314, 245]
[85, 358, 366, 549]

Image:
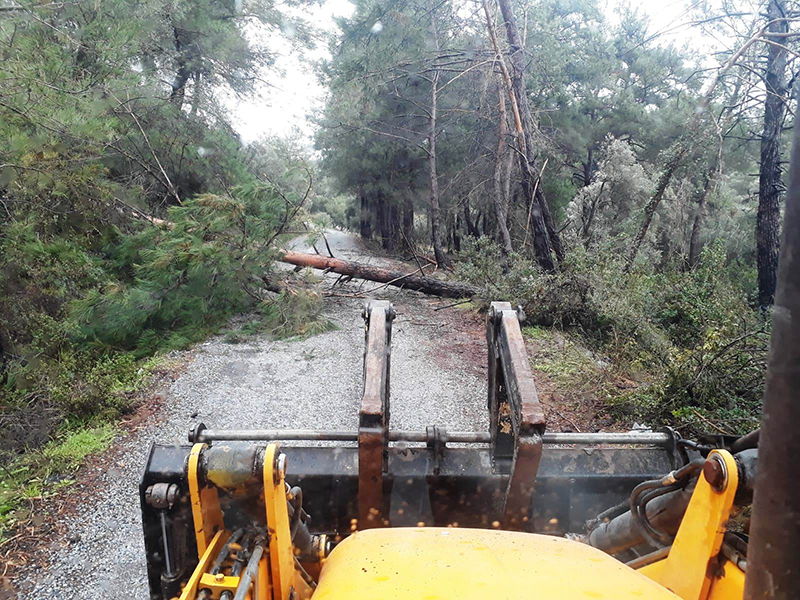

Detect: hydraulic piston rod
[190, 427, 671, 447]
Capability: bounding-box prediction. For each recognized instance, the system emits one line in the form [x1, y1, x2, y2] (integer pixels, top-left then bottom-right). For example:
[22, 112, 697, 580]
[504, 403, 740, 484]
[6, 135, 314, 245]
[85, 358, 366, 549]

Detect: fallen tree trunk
[279, 251, 479, 299]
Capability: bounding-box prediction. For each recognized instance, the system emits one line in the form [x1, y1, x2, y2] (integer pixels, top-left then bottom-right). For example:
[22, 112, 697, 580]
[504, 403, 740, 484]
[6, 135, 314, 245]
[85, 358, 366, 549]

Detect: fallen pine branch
[260, 275, 285, 294]
[279, 250, 479, 299]
[434, 298, 473, 311]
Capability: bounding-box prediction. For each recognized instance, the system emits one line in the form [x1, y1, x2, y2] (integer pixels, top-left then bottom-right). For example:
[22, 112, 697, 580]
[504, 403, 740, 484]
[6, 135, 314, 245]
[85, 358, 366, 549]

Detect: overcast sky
[232, 0, 707, 145]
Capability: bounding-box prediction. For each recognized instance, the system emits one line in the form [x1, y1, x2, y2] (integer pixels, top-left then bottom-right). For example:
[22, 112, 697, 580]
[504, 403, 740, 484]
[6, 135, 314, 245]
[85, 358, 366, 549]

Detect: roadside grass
[43, 424, 117, 471]
[522, 326, 642, 417]
[0, 424, 117, 537]
[0, 300, 341, 541]
[453, 299, 479, 311]
[0, 355, 162, 541]
[526, 326, 610, 395]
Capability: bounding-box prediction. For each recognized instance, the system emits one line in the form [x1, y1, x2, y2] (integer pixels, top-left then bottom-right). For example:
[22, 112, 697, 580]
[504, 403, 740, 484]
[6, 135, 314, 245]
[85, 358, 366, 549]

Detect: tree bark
[464, 202, 480, 238]
[359, 192, 372, 239]
[428, 23, 449, 268]
[280, 251, 479, 298]
[581, 146, 596, 187]
[389, 203, 400, 250]
[189, 72, 202, 116]
[376, 193, 387, 249]
[481, 209, 490, 237]
[757, 0, 788, 306]
[687, 166, 715, 269]
[170, 26, 191, 106]
[503, 137, 514, 204]
[624, 144, 686, 271]
[493, 83, 514, 255]
[170, 64, 190, 105]
[428, 72, 447, 266]
[495, 0, 563, 267]
[403, 196, 414, 241]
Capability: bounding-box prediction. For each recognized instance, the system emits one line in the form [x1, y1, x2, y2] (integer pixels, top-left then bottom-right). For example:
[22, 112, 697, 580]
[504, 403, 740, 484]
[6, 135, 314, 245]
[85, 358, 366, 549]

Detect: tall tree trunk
[582, 146, 595, 187]
[757, 0, 788, 306]
[503, 142, 514, 204]
[427, 13, 449, 268]
[360, 192, 372, 240]
[189, 73, 201, 116]
[687, 166, 716, 269]
[625, 144, 687, 271]
[656, 225, 673, 271]
[428, 69, 448, 267]
[170, 63, 190, 106]
[495, 0, 563, 268]
[403, 196, 414, 241]
[375, 193, 388, 249]
[464, 202, 480, 238]
[483, 0, 556, 269]
[389, 203, 400, 250]
[493, 83, 514, 254]
[170, 27, 191, 106]
[484, 208, 494, 239]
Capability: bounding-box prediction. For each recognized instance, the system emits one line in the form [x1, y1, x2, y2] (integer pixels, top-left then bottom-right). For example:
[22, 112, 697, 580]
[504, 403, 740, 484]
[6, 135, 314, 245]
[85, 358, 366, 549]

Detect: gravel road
[18, 230, 487, 599]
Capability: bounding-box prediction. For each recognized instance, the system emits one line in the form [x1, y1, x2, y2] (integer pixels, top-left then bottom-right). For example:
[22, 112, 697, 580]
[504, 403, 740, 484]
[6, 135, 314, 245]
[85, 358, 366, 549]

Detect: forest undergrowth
[456, 237, 769, 436]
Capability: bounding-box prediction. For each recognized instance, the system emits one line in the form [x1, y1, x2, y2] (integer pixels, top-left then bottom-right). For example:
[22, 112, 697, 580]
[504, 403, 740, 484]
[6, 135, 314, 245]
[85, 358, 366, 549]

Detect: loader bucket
[140, 301, 684, 598]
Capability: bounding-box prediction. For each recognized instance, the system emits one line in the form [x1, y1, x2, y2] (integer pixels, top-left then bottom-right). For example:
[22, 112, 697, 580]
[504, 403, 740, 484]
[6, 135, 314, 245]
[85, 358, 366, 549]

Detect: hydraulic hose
[210, 528, 245, 575]
[591, 500, 630, 526]
[589, 459, 703, 554]
[232, 542, 266, 600]
[628, 459, 705, 548]
[632, 483, 683, 547]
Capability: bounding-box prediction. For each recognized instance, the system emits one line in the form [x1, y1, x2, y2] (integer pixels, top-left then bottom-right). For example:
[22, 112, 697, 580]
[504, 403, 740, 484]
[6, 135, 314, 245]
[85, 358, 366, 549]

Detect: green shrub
[259, 288, 338, 340]
[71, 183, 289, 354]
[0, 220, 105, 357]
[456, 237, 768, 435]
[0, 221, 142, 445]
[619, 246, 769, 432]
[454, 237, 540, 302]
[2, 179, 326, 452]
[5, 349, 141, 416]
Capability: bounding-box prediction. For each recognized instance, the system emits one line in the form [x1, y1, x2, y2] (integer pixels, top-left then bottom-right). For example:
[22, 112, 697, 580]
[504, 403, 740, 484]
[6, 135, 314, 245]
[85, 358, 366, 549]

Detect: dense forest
[0, 0, 331, 527]
[315, 0, 797, 430]
[0, 0, 795, 536]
